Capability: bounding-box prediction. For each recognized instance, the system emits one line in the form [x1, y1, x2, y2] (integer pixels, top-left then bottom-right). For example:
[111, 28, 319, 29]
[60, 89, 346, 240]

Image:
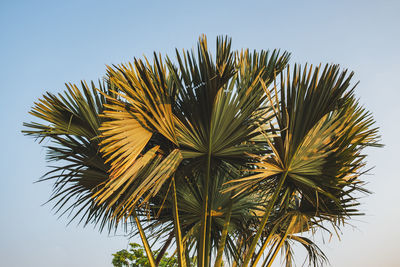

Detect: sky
[0, 0, 399, 266]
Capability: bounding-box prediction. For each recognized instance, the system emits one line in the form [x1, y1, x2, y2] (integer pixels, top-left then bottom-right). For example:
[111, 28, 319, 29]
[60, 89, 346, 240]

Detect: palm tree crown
[23, 35, 380, 267]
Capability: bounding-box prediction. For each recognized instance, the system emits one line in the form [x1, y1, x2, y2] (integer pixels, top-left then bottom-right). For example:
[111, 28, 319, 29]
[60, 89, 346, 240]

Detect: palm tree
[23, 35, 380, 267]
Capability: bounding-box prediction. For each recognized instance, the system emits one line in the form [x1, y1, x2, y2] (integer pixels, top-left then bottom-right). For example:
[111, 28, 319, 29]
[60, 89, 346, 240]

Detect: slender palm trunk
[242, 171, 288, 267]
[172, 177, 186, 267]
[214, 194, 233, 267]
[199, 150, 212, 267]
[133, 210, 156, 267]
[155, 232, 174, 266]
[251, 219, 281, 266]
[261, 239, 279, 267]
[232, 235, 244, 267]
[265, 236, 287, 267]
[264, 217, 296, 267]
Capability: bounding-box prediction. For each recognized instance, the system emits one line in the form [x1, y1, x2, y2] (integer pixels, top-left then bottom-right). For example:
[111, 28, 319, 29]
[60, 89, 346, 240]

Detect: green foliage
[23, 35, 381, 267]
[112, 243, 194, 267]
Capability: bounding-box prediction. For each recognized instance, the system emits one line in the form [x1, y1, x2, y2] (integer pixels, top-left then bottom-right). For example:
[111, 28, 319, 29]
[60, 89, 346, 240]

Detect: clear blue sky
[1, 0, 399, 266]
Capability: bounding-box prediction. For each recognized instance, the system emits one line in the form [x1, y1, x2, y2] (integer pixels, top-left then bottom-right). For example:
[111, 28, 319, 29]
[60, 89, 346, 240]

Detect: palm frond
[23, 81, 128, 232]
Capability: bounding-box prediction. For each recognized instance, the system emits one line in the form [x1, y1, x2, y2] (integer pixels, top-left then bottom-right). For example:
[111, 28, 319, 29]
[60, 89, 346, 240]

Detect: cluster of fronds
[23, 35, 380, 267]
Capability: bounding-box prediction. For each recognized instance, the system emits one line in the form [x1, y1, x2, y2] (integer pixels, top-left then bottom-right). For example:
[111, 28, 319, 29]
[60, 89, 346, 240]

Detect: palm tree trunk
[261, 239, 279, 267]
[232, 235, 244, 267]
[199, 148, 212, 267]
[242, 171, 288, 267]
[214, 194, 233, 267]
[155, 232, 174, 266]
[133, 210, 156, 267]
[265, 236, 287, 267]
[252, 219, 281, 266]
[172, 177, 186, 267]
[265, 217, 296, 267]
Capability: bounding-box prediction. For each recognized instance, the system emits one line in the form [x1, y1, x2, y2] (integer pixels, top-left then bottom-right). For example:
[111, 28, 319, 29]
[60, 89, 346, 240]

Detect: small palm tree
[23, 35, 380, 267]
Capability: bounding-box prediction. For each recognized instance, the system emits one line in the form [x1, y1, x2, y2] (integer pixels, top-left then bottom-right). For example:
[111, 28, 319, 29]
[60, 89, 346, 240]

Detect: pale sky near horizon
[1, 1, 399, 266]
